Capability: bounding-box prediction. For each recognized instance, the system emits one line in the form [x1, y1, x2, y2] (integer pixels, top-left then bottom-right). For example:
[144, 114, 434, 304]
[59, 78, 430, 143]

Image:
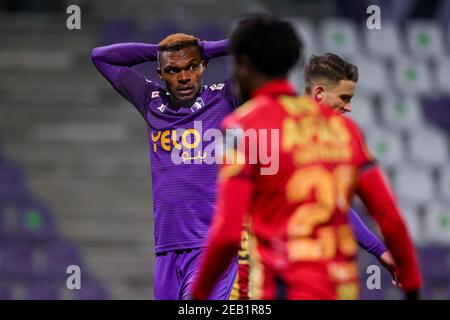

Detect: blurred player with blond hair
[302, 52, 399, 278]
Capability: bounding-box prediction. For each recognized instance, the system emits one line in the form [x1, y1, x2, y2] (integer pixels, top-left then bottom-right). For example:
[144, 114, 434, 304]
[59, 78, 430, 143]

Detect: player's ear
[313, 85, 325, 102]
[201, 60, 208, 70]
[156, 68, 163, 81]
[235, 54, 251, 79]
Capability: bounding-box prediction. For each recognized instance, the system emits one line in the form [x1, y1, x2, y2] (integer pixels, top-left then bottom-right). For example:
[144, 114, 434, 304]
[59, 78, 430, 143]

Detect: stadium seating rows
[0, 152, 109, 299]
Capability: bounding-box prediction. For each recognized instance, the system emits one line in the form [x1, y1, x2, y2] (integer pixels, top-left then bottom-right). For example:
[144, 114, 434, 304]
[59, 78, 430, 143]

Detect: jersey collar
[251, 79, 297, 98]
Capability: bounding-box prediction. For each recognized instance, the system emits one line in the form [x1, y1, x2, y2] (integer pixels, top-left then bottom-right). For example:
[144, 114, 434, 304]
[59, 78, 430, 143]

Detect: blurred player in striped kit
[192, 15, 422, 300]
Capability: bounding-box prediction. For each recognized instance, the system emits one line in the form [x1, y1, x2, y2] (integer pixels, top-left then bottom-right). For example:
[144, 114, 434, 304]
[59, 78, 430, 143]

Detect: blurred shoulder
[221, 96, 270, 130]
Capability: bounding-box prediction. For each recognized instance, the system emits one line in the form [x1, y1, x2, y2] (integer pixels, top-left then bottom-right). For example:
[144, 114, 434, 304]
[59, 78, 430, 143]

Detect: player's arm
[91, 43, 159, 86]
[200, 39, 230, 60]
[351, 123, 422, 297]
[357, 166, 421, 296]
[349, 208, 387, 258]
[349, 208, 399, 283]
[91, 40, 228, 84]
[199, 39, 242, 108]
[91, 43, 158, 116]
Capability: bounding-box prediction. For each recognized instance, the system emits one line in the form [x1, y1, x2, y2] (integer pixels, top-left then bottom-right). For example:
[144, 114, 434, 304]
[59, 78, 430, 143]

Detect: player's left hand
[379, 251, 402, 287]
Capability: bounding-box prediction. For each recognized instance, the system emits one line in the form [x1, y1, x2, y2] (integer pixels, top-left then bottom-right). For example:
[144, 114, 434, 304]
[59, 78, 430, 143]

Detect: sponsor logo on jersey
[190, 97, 205, 113]
[157, 104, 167, 113]
[209, 83, 225, 91]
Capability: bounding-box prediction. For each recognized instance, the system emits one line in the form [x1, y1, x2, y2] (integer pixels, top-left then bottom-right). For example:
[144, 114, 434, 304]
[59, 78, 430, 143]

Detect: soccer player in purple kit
[91, 31, 395, 300]
[92, 34, 239, 300]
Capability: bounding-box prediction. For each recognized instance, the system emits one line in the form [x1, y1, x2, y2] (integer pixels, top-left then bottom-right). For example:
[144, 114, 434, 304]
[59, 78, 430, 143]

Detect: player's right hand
[378, 251, 401, 287]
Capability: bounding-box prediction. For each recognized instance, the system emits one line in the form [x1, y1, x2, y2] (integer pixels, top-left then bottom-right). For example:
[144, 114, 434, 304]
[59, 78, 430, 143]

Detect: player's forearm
[91, 43, 158, 85]
[201, 39, 230, 59]
[348, 208, 387, 258]
[91, 43, 158, 66]
[357, 166, 422, 291]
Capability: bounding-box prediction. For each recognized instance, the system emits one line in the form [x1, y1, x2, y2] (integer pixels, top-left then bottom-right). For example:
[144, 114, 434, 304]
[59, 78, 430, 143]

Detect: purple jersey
[134, 78, 238, 253]
[92, 41, 239, 253]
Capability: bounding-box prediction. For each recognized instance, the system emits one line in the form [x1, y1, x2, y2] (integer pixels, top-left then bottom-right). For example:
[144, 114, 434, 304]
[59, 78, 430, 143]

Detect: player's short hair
[230, 15, 302, 78]
[304, 53, 359, 94]
[158, 33, 200, 52]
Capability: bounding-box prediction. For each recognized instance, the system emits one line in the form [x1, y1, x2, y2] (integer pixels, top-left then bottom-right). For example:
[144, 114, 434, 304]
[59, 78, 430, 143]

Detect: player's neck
[250, 76, 285, 97]
[169, 96, 197, 109]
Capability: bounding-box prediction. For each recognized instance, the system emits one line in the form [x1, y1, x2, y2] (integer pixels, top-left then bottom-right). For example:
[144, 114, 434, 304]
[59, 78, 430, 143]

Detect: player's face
[313, 80, 356, 113]
[157, 47, 206, 106]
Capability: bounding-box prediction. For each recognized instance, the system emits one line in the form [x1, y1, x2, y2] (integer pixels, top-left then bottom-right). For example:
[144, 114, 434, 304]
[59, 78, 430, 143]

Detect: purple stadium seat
[0, 242, 35, 280]
[0, 159, 21, 177]
[418, 246, 449, 281]
[46, 240, 83, 279]
[0, 160, 28, 201]
[73, 278, 110, 300]
[25, 280, 60, 300]
[0, 183, 28, 202]
[0, 198, 58, 243]
[0, 158, 24, 179]
[16, 199, 58, 242]
[0, 148, 108, 300]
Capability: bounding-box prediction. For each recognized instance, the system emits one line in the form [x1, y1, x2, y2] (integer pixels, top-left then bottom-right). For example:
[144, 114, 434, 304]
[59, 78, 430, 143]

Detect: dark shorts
[154, 247, 238, 300]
